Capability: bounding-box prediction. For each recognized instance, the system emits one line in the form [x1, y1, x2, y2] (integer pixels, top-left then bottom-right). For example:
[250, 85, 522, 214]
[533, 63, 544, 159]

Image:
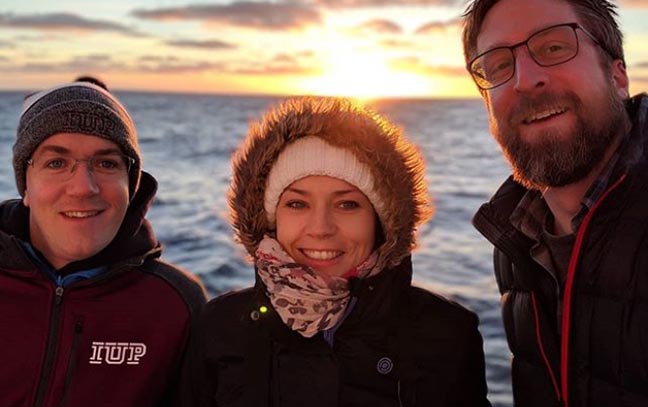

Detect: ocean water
[0, 91, 513, 406]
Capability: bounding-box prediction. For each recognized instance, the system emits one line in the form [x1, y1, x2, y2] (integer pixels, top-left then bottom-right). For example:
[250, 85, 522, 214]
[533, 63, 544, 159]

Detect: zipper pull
[55, 286, 64, 305]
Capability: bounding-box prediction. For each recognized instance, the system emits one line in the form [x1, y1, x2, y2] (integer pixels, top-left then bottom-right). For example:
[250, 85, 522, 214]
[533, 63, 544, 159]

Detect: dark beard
[491, 85, 627, 190]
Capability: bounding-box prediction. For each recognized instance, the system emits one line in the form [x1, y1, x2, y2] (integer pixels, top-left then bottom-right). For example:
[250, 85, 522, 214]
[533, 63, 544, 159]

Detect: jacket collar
[251, 256, 413, 345]
[473, 93, 648, 261]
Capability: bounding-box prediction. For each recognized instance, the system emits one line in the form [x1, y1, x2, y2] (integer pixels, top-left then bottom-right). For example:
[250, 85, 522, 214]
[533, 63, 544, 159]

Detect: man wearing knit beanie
[0, 77, 206, 407]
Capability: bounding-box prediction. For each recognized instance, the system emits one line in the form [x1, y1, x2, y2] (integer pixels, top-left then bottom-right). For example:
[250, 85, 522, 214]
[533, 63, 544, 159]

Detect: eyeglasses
[27, 153, 135, 181]
[468, 23, 602, 91]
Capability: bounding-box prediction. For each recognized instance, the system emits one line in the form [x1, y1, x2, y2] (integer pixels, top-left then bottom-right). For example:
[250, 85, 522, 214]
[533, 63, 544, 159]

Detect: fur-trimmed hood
[229, 97, 432, 271]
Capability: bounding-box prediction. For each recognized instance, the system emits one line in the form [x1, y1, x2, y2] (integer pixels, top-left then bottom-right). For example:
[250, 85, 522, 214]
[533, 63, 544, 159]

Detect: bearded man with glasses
[0, 77, 206, 407]
[463, 0, 648, 406]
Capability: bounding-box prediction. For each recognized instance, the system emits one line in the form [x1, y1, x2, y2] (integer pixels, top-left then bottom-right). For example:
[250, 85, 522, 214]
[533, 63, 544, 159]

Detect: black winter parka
[181, 256, 491, 407]
[472, 94, 648, 407]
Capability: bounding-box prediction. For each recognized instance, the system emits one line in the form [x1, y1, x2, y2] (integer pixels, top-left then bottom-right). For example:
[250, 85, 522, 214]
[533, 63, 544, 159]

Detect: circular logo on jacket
[376, 357, 393, 375]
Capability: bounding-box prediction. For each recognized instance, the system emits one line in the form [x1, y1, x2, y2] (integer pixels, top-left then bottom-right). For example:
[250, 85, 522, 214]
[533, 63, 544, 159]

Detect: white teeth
[525, 107, 566, 123]
[64, 211, 99, 218]
[302, 250, 342, 260]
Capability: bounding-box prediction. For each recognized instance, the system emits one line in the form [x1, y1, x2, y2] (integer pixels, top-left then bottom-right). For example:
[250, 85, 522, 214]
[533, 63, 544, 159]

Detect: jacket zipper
[19, 246, 143, 407]
[33, 285, 65, 407]
[530, 292, 561, 401]
[58, 319, 84, 407]
[559, 173, 627, 407]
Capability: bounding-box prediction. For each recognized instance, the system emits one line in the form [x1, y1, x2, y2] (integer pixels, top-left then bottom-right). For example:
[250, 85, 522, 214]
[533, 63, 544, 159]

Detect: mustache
[508, 91, 580, 125]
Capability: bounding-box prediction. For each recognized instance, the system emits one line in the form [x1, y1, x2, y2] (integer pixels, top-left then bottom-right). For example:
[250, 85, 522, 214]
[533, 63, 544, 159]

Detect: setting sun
[300, 45, 430, 99]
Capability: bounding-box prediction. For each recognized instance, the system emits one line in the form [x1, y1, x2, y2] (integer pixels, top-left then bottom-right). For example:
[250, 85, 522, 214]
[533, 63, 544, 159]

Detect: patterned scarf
[256, 235, 378, 338]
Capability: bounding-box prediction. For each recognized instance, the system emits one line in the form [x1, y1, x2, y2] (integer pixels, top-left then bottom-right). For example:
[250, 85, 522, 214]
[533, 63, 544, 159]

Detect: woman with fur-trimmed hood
[180, 97, 491, 406]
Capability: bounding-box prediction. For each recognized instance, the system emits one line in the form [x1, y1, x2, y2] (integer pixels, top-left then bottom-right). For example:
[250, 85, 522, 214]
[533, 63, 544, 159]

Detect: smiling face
[24, 133, 130, 269]
[477, 0, 629, 189]
[275, 175, 376, 278]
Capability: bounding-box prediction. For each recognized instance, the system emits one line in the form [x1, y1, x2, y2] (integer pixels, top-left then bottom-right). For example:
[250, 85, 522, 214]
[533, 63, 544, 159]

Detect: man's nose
[66, 161, 100, 196]
[513, 47, 549, 92]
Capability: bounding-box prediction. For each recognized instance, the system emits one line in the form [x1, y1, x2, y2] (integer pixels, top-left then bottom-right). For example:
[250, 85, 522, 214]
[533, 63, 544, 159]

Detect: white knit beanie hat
[263, 136, 385, 226]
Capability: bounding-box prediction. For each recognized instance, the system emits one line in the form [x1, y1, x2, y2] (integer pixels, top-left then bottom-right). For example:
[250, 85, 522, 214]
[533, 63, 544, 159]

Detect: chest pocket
[273, 347, 338, 407]
[212, 355, 247, 406]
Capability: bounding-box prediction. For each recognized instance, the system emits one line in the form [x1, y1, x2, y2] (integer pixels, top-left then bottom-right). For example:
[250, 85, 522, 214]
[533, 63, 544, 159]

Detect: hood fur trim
[229, 97, 432, 271]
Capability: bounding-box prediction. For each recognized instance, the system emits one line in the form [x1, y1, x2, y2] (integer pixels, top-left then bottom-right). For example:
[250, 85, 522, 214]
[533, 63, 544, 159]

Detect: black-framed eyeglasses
[27, 153, 135, 181]
[467, 23, 603, 91]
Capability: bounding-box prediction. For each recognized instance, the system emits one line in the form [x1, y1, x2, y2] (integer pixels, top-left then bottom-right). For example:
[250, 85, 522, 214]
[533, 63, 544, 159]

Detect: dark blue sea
[0, 90, 513, 406]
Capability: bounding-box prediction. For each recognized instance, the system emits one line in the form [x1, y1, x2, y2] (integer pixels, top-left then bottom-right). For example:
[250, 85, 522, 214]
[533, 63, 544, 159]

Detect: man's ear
[611, 59, 630, 99]
[23, 189, 30, 207]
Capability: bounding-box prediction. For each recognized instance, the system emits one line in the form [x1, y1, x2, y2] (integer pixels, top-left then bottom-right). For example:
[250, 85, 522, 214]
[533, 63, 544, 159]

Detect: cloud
[18, 56, 127, 74]
[619, 0, 648, 9]
[415, 17, 460, 34]
[0, 49, 321, 77]
[0, 55, 8, 62]
[0, 54, 226, 75]
[380, 39, 416, 48]
[389, 56, 466, 76]
[268, 50, 315, 64]
[351, 19, 402, 34]
[12, 34, 66, 43]
[312, 0, 461, 8]
[137, 61, 225, 74]
[233, 64, 318, 75]
[132, 2, 322, 30]
[634, 61, 648, 69]
[272, 53, 299, 64]
[232, 51, 320, 75]
[0, 39, 14, 48]
[0, 12, 145, 36]
[164, 39, 237, 50]
[139, 55, 181, 63]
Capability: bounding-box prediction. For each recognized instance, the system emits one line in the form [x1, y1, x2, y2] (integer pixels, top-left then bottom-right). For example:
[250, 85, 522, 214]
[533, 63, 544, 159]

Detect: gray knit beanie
[14, 81, 141, 198]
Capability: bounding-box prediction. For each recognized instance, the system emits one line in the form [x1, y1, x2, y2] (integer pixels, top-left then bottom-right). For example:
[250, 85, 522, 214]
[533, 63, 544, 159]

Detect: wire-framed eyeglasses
[468, 23, 603, 91]
[27, 152, 135, 181]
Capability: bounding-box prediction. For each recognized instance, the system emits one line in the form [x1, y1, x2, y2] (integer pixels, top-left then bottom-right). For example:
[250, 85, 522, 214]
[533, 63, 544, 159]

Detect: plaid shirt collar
[511, 123, 641, 242]
[507, 94, 647, 277]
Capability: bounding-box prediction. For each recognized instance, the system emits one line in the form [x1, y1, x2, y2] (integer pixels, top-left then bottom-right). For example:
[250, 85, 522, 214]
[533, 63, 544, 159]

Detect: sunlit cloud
[164, 39, 237, 50]
[17, 58, 125, 73]
[389, 56, 466, 77]
[0, 39, 14, 48]
[350, 19, 402, 34]
[635, 61, 648, 68]
[139, 55, 181, 63]
[380, 38, 416, 48]
[415, 17, 460, 34]
[620, 0, 648, 8]
[13, 33, 65, 42]
[232, 51, 320, 75]
[312, 0, 462, 8]
[232, 64, 319, 75]
[138, 61, 225, 74]
[0, 49, 321, 77]
[0, 12, 145, 36]
[263, 50, 316, 64]
[0, 54, 225, 75]
[132, 2, 322, 30]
